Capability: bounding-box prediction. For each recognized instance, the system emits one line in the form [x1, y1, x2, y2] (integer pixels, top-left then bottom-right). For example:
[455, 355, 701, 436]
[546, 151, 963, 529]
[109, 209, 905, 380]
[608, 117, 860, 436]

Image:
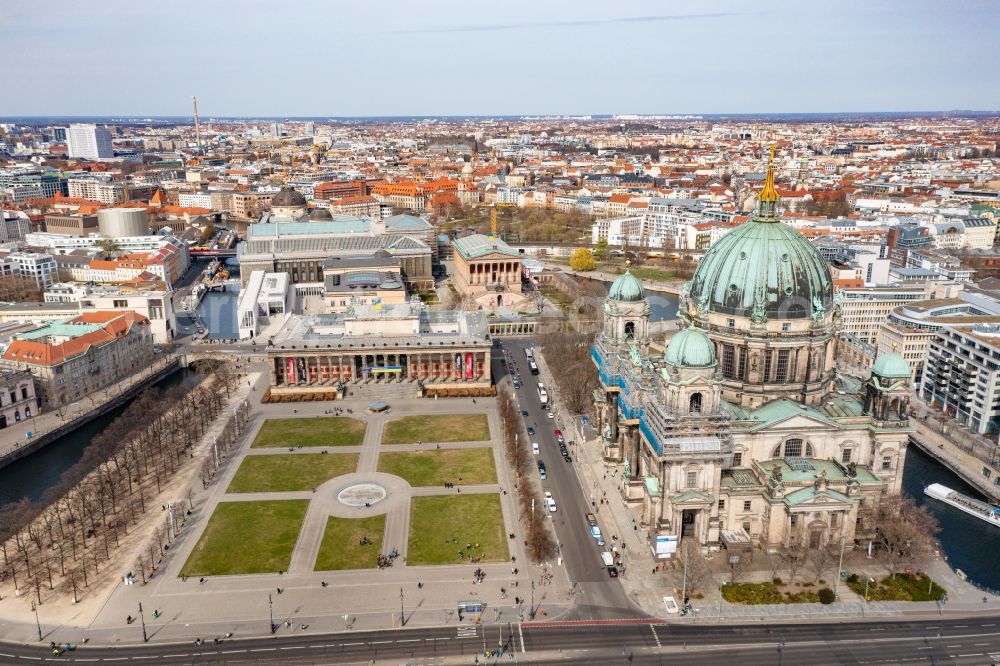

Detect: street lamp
[30, 600, 41, 641]
[268, 593, 275, 634]
[400, 587, 405, 627]
[833, 534, 846, 600]
[137, 601, 148, 642]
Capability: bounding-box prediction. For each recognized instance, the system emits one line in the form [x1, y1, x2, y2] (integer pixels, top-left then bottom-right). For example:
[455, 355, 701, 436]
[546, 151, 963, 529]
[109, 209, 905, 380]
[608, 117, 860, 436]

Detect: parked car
[607, 566, 619, 578]
[553, 429, 562, 437]
[544, 491, 557, 512]
[532, 442, 540, 455]
[521, 410, 529, 417]
[537, 461, 547, 479]
[527, 426, 535, 436]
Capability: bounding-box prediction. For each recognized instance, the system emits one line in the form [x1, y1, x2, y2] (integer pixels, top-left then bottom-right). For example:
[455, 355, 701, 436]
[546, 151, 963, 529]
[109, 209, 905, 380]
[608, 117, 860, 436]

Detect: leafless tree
[867, 495, 940, 578]
[806, 545, 838, 581]
[783, 544, 807, 582]
[676, 539, 711, 596]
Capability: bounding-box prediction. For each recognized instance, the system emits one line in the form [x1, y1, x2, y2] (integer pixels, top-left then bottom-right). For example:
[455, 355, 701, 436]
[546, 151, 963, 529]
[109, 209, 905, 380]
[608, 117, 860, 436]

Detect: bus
[524, 347, 534, 361]
[537, 383, 548, 407]
[528, 360, 539, 375]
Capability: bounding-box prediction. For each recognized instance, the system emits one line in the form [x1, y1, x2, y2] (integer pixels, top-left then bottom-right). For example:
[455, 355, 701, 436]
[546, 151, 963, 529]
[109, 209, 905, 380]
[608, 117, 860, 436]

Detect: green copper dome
[608, 270, 645, 302]
[872, 352, 910, 378]
[686, 218, 834, 321]
[665, 327, 716, 368]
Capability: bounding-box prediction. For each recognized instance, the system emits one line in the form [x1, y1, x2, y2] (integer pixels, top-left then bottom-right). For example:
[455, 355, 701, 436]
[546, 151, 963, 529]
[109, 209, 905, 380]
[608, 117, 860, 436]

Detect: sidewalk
[0, 354, 179, 464]
[0, 391, 573, 647]
[910, 419, 1000, 501]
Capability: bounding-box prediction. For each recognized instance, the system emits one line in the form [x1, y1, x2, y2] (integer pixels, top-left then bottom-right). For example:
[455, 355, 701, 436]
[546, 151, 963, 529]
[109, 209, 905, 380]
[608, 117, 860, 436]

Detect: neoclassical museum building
[592, 151, 913, 555]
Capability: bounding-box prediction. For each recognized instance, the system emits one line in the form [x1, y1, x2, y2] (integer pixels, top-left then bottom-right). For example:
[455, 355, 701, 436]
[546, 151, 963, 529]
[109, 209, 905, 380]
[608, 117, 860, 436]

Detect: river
[0, 368, 198, 506]
[197, 258, 241, 341]
[901, 444, 1000, 592]
[582, 277, 679, 321]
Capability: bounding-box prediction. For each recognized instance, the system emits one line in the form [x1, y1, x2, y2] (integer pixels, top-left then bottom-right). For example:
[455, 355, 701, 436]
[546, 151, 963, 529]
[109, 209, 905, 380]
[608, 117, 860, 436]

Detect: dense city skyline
[5, 0, 1000, 116]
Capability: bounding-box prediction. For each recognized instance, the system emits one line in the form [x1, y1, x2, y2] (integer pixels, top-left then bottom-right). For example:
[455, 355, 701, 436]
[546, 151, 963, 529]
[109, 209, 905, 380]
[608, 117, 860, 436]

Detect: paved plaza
[79, 388, 573, 643]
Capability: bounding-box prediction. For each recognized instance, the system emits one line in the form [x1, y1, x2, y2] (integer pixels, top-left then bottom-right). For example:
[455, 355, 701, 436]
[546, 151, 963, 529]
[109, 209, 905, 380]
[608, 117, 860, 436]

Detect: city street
[492, 339, 640, 620]
[4, 616, 1000, 664]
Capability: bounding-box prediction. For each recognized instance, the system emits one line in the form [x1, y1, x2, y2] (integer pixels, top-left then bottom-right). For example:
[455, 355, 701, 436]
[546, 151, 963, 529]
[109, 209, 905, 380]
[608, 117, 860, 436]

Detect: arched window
[772, 438, 809, 458]
[689, 392, 703, 414]
[624, 321, 635, 339]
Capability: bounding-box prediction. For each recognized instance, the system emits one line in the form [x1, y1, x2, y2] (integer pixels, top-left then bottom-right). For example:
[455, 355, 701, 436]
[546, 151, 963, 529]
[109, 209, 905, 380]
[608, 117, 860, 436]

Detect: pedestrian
[199, 577, 206, 584]
[276, 587, 283, 594]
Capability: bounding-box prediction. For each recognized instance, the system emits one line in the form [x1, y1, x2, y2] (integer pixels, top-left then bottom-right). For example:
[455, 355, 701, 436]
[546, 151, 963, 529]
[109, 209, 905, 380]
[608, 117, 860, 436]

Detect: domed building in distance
[592, 147, 911, 555]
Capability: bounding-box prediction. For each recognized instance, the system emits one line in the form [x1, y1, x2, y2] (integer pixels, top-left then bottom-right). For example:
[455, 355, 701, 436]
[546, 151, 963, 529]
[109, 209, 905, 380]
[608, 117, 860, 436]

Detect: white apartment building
[0, 184, 44, 205]
[68, 178, 125, 205]
[178, 192, 213, 209]
[25, 232, 177, 255]
[922, 323, 1000, 439]
[66, 124, 114, 160]
[41, 284, 176, 343]
[8, 252, 58, 289]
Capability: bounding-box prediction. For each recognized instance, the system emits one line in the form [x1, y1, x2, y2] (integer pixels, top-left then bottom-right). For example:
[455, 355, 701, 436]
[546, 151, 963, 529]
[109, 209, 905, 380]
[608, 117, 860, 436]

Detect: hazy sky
[4, 0, 999, 117]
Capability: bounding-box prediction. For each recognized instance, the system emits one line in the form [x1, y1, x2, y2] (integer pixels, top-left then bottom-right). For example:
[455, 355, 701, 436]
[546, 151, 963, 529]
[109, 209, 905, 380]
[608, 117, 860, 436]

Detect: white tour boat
[924, 483, 1000, 528]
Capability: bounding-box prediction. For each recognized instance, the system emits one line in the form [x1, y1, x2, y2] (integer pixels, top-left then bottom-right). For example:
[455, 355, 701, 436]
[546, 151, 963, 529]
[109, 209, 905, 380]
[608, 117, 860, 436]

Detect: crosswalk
[457, 626, 479, 638]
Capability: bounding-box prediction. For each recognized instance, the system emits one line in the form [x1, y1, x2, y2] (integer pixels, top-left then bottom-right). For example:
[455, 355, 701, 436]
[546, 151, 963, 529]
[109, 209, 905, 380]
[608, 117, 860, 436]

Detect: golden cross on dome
[758, 144, 779, 203]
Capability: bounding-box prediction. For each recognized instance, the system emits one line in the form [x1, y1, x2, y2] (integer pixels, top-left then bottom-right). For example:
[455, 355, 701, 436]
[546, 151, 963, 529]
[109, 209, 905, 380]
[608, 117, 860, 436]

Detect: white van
[600, 551, 614, 567]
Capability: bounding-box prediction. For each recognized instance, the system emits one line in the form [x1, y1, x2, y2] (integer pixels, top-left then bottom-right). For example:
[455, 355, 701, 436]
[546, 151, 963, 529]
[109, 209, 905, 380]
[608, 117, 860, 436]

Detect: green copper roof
[686, 217, 834, 321]
[451, 234, 521, 259]
[872, 352, 910, 378]
[665, 327, 716, 368]
[608, 270, 645, 302]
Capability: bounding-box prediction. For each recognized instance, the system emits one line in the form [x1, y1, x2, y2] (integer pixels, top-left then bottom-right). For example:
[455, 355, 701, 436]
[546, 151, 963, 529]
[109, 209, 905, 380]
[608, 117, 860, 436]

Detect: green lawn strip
[407, 494, 508, 565]
[227, 453, 359, 493]
[381, 414, 490, 445]
[180, 500, 308, 576]
[845, 572, 945, 601]
[251, 417, 365, 448]
[314, 515, 386, 571]
[377, 448, 496, 487]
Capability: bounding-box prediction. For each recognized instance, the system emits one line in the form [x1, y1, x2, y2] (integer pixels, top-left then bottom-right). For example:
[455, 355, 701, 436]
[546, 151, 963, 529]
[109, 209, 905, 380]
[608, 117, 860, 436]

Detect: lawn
[251, 417, 365, 448]
[227, 453, 359, 493]
[846, 572, 946, 601]
[180, 500, 308, 576]
[408, 494, 508, 565]
[314, 515, 386, 571]
[377, 448, 497, 487]
[381, 414, 490, 445]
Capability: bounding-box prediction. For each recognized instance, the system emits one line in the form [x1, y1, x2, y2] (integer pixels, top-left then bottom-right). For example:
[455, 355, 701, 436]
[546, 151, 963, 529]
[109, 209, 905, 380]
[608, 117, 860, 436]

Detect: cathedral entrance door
[681, 509, 697, 538]
[809, 530, 822, 549]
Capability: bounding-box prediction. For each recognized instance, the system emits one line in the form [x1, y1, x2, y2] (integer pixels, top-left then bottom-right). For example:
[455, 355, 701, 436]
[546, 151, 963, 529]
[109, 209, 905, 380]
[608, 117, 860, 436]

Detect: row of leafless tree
[497, 386, 555, 562]
[0, 363, 249, 607]
[539, 329, 599, 416]
[671, 495, 940, 596]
